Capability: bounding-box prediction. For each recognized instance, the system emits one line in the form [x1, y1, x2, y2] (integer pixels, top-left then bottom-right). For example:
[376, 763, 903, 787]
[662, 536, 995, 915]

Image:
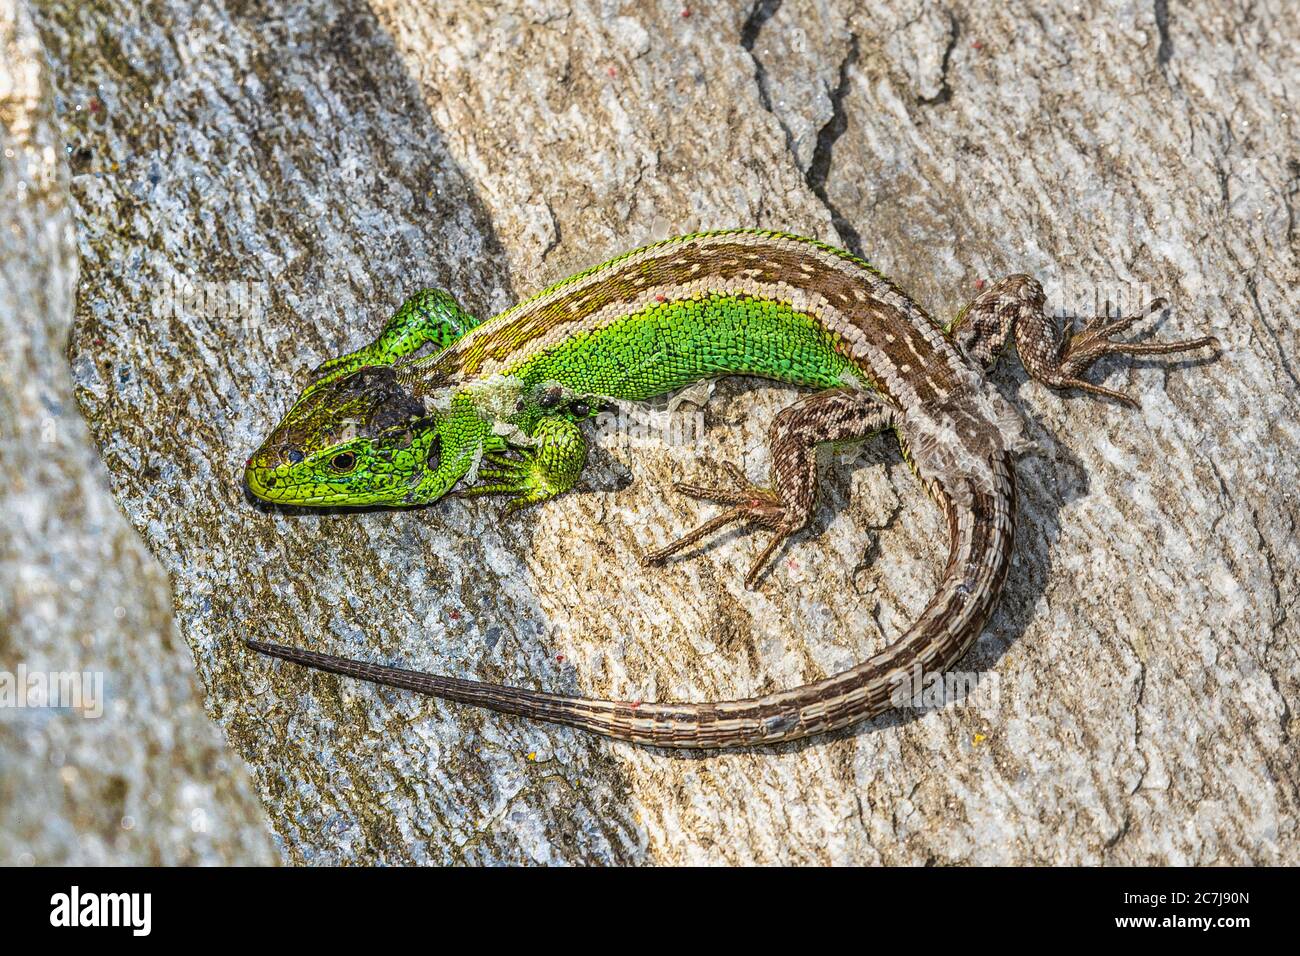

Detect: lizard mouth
[243, 460, 363, 506]
[244, 458, 291, 502]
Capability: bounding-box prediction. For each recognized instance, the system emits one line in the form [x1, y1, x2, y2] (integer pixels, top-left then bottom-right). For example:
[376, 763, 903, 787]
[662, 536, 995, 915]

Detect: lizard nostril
[285, 448, 305, 464]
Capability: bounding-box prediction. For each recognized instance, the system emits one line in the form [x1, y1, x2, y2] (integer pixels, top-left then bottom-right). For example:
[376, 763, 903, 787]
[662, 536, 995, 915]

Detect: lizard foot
[642, 462, 802, 590]
[454, 452, 553, 517]
[1048, 298, 1220, 406]
[452, 417, 587, 518]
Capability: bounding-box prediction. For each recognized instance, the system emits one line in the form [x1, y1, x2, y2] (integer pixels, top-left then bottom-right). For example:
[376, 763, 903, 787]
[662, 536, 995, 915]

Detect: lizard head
[244, 365, 483, 507]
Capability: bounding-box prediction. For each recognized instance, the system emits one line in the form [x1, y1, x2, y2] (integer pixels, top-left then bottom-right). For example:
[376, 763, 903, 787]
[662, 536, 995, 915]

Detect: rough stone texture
[0, 0, 276, 865]
[14, 0, 1298, 863]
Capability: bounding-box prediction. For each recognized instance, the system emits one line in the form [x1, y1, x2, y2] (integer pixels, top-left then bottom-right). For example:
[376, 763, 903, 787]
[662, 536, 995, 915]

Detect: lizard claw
[642, 463, 800, 589]
[454, 451, 544, 516]
[450, 417, 586, 518]
[1053, 297, 1220, 405]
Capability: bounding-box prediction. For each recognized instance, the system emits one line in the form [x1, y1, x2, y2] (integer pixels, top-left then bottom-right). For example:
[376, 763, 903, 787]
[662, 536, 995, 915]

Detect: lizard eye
[330, 451, 357, 474]
[571, 400, 590, 418]
[426, 435, 441, 470]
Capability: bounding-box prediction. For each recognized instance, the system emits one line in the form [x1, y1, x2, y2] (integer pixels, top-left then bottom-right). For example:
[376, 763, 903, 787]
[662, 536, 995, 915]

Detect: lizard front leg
[300, 289, 481, 402]
[950, 274, 1219, 404]
[456, 416, 588, 517]
[643, 388, 894, 589]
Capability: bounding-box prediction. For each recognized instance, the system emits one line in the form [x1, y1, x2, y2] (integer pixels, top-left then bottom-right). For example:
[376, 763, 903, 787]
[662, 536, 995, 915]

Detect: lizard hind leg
[1048, 297, 1220, 405]
[642, 388, 894, 590]
[641, 465, 791, 590]
[952, 274, 1220, 406]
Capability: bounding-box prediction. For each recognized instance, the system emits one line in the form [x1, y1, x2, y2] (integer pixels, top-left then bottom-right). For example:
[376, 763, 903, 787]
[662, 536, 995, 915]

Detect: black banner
[4, 866, 1277, 942]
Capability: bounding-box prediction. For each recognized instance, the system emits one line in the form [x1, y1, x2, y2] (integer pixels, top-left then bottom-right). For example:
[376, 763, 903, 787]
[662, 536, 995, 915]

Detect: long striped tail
[247, 457, 1013, 749]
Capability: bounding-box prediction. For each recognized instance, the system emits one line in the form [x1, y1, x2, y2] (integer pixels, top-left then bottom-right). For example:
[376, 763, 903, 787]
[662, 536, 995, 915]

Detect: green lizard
[245, 229, 1218, 748]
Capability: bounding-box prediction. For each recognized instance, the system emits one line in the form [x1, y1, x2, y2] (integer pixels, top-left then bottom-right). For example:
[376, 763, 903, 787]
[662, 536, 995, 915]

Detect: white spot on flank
[466, 373, 525, 421]
[463, 441, 487, 484]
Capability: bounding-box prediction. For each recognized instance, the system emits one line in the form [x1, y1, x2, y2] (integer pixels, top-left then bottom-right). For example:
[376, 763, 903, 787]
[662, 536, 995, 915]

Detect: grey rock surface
[0, 0, 276, 865]
[11, 0, 1298, 863]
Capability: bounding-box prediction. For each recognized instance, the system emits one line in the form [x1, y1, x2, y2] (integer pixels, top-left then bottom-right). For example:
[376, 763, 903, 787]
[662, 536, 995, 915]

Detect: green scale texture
[505, 293, 862, 401]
